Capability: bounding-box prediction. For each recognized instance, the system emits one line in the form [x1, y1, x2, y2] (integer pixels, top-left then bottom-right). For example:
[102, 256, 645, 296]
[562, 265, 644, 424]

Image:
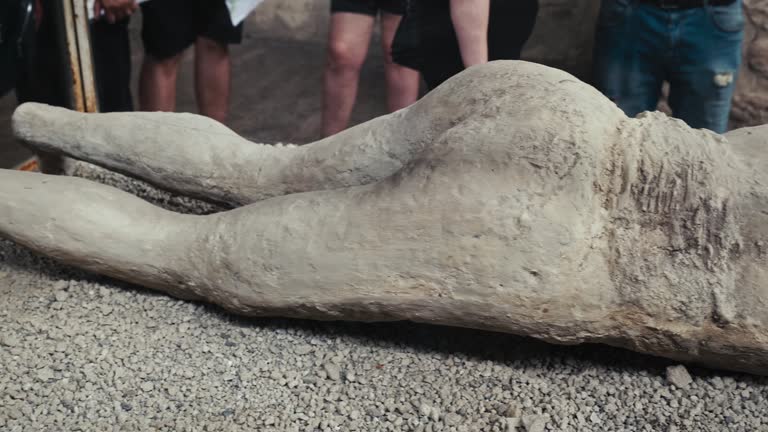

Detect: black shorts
[330, 0, 405, 16]
[393, 0, 539, 89]
[141, 0, 244, 60]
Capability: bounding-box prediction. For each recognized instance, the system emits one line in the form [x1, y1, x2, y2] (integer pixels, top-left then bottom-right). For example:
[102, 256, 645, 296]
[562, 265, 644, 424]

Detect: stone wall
[247, 0, 767, 128]
[732, 0, 768, 128]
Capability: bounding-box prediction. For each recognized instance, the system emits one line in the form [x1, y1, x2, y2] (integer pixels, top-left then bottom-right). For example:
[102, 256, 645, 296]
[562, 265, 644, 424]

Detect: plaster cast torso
[4, 61, 768, 374]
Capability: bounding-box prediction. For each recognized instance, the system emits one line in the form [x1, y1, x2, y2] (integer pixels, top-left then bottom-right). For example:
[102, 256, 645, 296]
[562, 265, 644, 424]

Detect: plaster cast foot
[0, 169, 205, 300]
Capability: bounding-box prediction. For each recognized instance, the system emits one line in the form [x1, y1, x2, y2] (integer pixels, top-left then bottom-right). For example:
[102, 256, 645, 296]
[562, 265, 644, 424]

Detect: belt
[638, 0, 736, 9]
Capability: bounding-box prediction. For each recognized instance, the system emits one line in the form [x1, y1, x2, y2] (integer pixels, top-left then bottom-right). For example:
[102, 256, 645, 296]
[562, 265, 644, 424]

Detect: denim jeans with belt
[592, 0, 744, 133]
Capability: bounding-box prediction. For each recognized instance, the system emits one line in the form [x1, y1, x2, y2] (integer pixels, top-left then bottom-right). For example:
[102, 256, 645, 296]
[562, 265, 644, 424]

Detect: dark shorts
[141, 0, 243, 60]
[393, 0, 538, 89]
[330, 0, 405, 16]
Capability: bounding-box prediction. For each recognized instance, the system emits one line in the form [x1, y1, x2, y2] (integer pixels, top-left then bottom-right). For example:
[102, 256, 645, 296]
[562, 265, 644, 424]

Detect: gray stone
[505, 417, 521, 432]
[37, 368, 54, 381]
[666, 365, 693, 389]
[294, 344, 313, 355]
[323, 364, 340, 381]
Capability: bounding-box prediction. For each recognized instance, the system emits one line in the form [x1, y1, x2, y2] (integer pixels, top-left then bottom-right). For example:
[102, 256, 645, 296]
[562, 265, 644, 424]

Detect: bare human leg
[139, 52, 184, 113]
[194, 36, 231, 123]
[380, 12, 420, 112]
[322, 12, 375, 137]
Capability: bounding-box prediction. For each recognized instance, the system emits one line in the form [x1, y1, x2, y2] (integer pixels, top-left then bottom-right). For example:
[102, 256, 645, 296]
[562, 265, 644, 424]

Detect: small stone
[294, 344, 313, 355]
[37, 367, 54, 381]
[419, 403, 433, 417]
[54, 291, 69, 302]
[504, 402, 522, 418]
[522, 415, 546, 432]
[504, 417, 521, 432]
[53, 281, 68, 290]
[710, 376, 725, 390]
[666, 365, 693, 389]
[590, 412, 601, 423]
[1, 334, 19, 347]
[429, 406, 441, 422]
[349, 410, 361, 420]
[120, 402, 133, 412]
[140, 382, 154, 392]
[323, 363, 341, 381]
[444, 412, 461, 425]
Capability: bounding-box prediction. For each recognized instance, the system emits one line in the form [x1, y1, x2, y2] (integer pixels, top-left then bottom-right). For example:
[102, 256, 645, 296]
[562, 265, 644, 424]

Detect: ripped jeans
[592, 0, 744, 133]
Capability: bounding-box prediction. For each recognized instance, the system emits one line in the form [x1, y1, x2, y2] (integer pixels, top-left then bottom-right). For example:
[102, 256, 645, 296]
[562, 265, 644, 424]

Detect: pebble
[1, 334, 19, 347]
[37, 367, 54, 381]
[666, 365, 693, 389]
[323, 363, 341, 381]
[504, 417, 521, 432]
[294, 344, 313, 355]
[522, 415, 546, 432]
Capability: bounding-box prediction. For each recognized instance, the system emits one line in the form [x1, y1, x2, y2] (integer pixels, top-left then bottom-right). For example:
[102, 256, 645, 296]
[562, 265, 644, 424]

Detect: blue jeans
[592, 0, 744, 133]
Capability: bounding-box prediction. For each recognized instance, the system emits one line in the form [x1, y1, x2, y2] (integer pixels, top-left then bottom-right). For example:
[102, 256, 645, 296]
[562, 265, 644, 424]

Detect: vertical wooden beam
[72, 0, 98, 113]
[32, 0, 99, 173]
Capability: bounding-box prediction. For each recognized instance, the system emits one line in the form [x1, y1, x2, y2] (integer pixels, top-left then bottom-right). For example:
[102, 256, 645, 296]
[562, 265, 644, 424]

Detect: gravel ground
[1, 163, 768, 432]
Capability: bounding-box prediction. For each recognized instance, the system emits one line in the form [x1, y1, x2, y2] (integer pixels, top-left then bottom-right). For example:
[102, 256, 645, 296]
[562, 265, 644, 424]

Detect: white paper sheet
[226, 0, 265, 25]
[126, 0, 263, 25]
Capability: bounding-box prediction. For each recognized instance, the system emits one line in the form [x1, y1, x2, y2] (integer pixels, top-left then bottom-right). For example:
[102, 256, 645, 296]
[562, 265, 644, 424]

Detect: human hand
[93, 0, 138, 24]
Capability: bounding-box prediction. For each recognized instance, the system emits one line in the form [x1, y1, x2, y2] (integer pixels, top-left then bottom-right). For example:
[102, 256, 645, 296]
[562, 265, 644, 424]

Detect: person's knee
[144, 52, 183, 76]
[196, 37, 229, 57]
[381, 40, 396, 66]
[327, 39, 365, 72]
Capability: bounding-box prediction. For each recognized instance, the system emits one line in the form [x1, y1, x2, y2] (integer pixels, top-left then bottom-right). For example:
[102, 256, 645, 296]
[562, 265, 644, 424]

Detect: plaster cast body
[3, 62, 768, 375]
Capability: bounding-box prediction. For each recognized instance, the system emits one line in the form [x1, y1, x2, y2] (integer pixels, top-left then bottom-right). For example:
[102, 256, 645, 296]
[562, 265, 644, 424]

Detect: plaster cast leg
[0, 169, 205, 300]
[0, 165, 477, 324]
[11, 102, 430, 207]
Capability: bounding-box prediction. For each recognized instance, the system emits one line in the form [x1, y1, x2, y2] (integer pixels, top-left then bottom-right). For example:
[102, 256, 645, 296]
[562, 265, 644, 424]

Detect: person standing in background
[12, 0, 136, 112]
[322, 0, 420, 137]
[393, 0, 539, 90]
[91, 0, 136, 112]
[139, 0, 243, 123]
[592, 0, 744, 133]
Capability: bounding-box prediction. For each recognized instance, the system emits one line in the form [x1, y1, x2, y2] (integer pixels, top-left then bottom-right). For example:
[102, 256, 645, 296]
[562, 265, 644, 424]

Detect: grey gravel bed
[1, 162, 767, 432]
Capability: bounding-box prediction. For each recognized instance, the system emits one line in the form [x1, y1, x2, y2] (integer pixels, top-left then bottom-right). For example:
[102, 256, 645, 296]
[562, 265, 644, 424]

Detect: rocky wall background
[248, 0, 766, 129]
[733, 0, 768, 128]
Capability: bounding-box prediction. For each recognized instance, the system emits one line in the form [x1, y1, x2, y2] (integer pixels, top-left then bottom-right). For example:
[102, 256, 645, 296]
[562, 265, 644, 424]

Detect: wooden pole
[26, 0, 99, 172]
